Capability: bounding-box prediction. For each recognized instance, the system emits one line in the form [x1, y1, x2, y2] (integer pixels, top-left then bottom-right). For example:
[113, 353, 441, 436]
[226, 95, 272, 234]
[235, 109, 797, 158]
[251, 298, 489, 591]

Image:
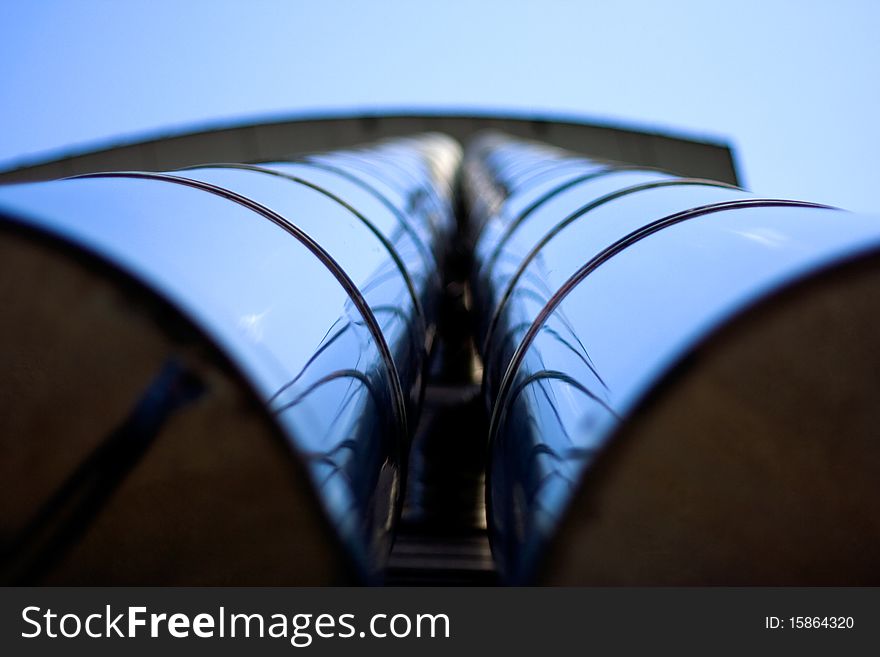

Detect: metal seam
[180, 163, 427, 334]
[285, 158, 441, 273]
[481, 164, 686, 271]
[486, 198, 835, 450]
[71, 171, 410, 444]
[481, 178, 743, 359]
[314, 152, 450, 242]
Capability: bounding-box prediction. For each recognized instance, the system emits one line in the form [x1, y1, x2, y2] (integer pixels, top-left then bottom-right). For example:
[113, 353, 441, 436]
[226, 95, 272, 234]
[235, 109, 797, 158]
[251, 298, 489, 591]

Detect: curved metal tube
[0, 134, 459, 584]
[465, 134, 880, 584]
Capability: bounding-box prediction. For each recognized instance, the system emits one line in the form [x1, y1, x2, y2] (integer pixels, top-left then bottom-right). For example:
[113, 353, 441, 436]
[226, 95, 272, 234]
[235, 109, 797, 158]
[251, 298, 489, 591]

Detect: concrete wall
[0, 113, 739, 185]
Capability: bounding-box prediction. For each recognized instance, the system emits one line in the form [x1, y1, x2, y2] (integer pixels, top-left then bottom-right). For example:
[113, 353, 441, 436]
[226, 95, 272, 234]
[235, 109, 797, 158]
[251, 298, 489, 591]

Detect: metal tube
[0, 134, 460, 584]
[465, 133, 880, 584]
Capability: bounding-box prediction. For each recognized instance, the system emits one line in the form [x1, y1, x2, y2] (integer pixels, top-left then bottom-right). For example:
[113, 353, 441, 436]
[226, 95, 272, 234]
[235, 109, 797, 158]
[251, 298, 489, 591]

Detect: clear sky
[1, 0, 878, 211]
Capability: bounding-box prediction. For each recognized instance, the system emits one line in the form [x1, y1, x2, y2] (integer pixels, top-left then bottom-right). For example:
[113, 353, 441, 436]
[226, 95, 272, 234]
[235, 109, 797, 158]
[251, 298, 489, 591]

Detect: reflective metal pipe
[465, 133, 880, 584]
[0, 134, 460, 584]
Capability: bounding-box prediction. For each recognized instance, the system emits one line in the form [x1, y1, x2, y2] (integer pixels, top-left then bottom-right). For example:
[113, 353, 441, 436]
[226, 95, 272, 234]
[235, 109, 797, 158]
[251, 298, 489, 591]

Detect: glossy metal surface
[256, 161, 440, 310]
[0, 134, 459, 581]
[173, 166, 425, 418]
[304, 135, 459, 261]
[464, 134, 880, 582]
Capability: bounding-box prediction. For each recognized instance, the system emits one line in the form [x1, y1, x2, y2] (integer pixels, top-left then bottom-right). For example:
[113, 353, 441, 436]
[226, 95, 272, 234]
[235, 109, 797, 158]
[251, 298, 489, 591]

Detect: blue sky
[1, 0, 878, 211]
